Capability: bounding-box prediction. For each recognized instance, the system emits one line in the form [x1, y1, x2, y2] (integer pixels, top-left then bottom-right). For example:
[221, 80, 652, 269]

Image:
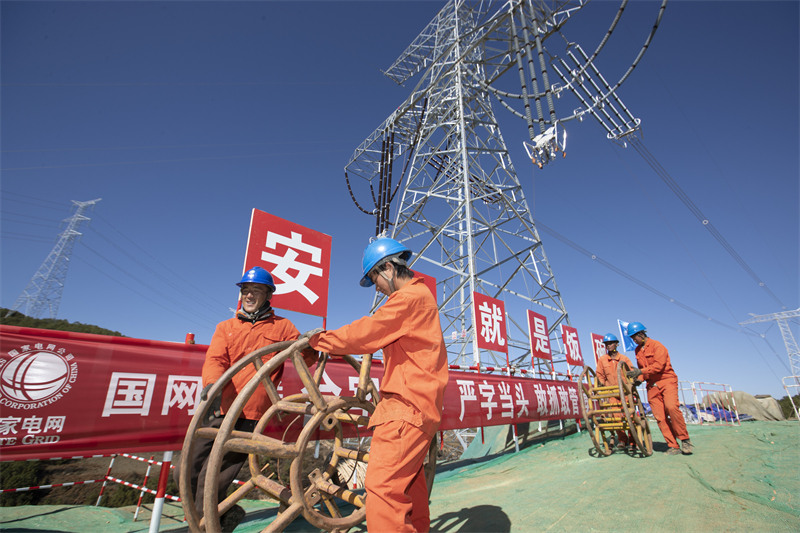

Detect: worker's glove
[299, 328, 324, 341]
[200, 383, 221, 424]
[626, 368, 642, 380]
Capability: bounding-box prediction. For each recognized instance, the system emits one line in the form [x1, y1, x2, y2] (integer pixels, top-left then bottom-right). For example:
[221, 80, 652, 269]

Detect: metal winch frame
[178, 339, 437, 532]
[578, 362, 653, 457]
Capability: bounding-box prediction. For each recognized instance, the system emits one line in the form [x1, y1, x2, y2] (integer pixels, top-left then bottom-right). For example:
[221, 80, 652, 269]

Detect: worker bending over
[625, 322, 693, 456]
[307, 237, 449, 532]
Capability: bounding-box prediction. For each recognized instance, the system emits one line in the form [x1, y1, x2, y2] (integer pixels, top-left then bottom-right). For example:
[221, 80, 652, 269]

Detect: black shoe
[220, 504, 246, 533]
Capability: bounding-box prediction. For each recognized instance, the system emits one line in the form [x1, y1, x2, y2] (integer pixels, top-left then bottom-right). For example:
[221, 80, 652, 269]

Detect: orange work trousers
[365, 420, 432, 532]
[646, 379, 689, 449]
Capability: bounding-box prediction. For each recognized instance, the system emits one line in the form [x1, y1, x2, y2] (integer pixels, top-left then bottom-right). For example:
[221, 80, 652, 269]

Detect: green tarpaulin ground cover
[2, 421, 798, 532]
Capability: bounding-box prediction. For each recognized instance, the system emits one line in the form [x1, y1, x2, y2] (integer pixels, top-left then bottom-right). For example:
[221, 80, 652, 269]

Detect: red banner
[560, 324, 584, 367]
[589, 333, 606, 367]
[526, 310, 552, 362]
[473, 292, 507, 353]
[0, 326, 579, 462]
[244, 209, 332, 318]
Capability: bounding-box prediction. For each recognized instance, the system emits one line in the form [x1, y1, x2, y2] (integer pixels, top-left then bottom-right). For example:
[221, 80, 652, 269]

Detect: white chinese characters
[478, 301, 506, 348]
[455, 378, 579, 423]
[103, 373, 203, 417]
[262, 231, 323, 304]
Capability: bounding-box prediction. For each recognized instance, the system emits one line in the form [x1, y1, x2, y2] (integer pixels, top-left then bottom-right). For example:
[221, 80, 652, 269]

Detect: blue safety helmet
[360, 238, 412, 287]
[626, 321, 646, 337]
[236, 266, 276, 291]
[602, 333, 619, 344]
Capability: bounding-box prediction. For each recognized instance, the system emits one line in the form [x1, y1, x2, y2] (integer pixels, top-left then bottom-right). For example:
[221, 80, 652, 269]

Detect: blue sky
[1, 1, 797, 400]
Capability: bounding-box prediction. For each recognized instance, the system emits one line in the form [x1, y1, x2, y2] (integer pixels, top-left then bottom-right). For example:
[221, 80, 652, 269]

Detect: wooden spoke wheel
[289, 395, 375, 531]
[179, 340, 296, 533]
[578, 366, 612, 456]
[617, 363, 653, 457]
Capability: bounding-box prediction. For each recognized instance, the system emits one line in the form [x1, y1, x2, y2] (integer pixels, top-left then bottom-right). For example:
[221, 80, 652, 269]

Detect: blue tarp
[678, 403, 753, 422]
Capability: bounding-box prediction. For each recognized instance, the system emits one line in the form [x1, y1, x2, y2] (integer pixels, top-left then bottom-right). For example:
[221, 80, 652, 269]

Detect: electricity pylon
[740, 309, 800, 379]
[344, 1, 663, 376]
[7, 198, 101, 319]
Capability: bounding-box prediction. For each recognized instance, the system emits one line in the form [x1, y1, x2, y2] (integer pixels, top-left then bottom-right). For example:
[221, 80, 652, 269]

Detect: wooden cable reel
[179, 339, 438, 532]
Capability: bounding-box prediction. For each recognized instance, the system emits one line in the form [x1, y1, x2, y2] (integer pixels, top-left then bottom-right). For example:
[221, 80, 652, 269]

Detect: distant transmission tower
[740, 309, 800, 378]
[345, 1, 662, 376]
[7, 198, 101, 319]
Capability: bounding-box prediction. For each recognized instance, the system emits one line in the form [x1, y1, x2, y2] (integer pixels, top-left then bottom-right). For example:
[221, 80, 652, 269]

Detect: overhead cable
[630, 136, 786, 310]
[532, 217, 757, 335]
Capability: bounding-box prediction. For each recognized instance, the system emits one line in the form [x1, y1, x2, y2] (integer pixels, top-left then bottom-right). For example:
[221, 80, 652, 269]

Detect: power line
[1, 191, 72, 210]
[1, 139, 341, 154]
[0, 231, 57, 243]
[610, 145, 745, 325]
[630, 137, 786, 310]
[76, 241, 221, 326]
[1, 80, 353, 87]
[71, 253, 215, 332]
[86, 215, 231, 316]
[0, 149, 348, 172]
[532, 217, 757, 334]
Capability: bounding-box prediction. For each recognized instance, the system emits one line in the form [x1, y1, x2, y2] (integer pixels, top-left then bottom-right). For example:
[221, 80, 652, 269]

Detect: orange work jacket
[310, 277, 449, 436]
[634, 337, 678, 386]
[202, 313, 315, 420]
[596, 352, 634, 387]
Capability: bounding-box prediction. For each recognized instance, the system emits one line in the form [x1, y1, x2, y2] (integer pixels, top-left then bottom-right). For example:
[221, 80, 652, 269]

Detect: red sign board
[244, 209, 331, 318]
[413, 271, 437, 303]
[560, 324, 584, 366]
[0, 326, 580, 461]
[590, 333, 606, 367]
[472, 292, 507, 353]
[527, 310, 552, 362]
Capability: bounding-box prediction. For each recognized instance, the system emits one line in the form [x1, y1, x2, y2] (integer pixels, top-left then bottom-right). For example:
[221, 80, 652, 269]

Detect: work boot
[665, 447, 681, 456]
[220, 504, 246, 533]
[680, 439, 694, 455]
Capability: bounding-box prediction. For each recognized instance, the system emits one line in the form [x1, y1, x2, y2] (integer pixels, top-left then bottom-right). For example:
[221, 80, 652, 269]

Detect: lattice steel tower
[740, 309, 800, 378]
[345, 0, 664, 377]
[8, 198, 101, 319]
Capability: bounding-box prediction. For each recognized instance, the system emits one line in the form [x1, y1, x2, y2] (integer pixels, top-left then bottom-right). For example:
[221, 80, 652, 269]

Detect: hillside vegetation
[0, 308, 123, 337]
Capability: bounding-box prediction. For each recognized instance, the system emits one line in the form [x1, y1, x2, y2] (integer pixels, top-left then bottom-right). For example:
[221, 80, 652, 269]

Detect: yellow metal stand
[578, 363, 653, 457]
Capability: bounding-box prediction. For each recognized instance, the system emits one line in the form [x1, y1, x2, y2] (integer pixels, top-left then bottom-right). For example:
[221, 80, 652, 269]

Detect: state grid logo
[0, 343, 79, 408]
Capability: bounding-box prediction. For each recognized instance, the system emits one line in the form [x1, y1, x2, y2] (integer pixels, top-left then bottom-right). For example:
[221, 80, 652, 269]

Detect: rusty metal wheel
[578, 366, 612, 456]
[178, 340, 295, 532]
[290, 395, 374, 531]
[617, 363, 653, 457]
[180, 339, 388, 532]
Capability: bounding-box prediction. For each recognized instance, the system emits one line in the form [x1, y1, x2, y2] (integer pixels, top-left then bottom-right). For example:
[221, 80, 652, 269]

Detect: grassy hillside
[0, 308, 123, 337]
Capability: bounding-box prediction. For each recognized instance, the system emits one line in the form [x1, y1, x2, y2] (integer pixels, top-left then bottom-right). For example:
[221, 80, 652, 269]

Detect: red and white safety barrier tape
[2, 478, 105, 493]
[104, 476, 180, 502]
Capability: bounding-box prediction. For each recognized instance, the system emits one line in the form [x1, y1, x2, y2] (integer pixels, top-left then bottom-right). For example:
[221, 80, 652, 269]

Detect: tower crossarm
[739, 309, 800, 325]
[740, 309, 800, 377]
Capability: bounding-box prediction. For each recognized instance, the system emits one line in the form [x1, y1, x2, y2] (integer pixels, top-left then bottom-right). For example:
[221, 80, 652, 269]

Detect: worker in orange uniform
[595, 333, 635, 449]
[306, 237, 449, 533]
[184, 266, 317, 531]
[625, 321, 693, 456]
